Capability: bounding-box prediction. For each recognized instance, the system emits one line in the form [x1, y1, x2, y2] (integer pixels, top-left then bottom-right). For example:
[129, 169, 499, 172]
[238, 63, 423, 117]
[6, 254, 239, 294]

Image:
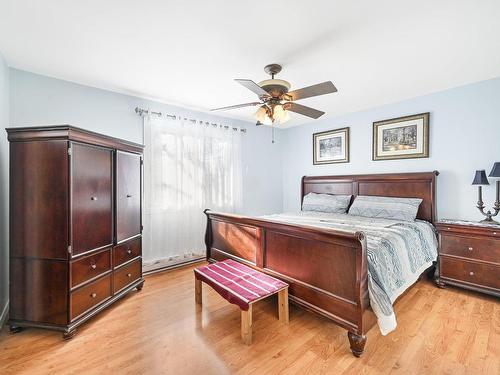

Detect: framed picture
[313, 127, 349, 165]
[372, 112, 429, 161]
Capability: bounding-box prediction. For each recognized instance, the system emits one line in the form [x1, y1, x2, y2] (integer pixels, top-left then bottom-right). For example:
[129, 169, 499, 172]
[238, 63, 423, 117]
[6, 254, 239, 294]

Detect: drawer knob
[468, 247, 473, 251]
[91, 293, 97, 298]
[469, 271, 474, 276]
[90, 263, 97, 270]
[126, 249, 132, 255]
[127, 273, 132, 278]
[126, 194, 133, 198]
[91, 196, 98, 201]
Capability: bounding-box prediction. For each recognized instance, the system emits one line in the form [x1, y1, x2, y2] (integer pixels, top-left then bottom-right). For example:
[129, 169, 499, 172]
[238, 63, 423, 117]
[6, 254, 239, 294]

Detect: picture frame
[313, 127, 350, 165]
[372, 112, 429, 161]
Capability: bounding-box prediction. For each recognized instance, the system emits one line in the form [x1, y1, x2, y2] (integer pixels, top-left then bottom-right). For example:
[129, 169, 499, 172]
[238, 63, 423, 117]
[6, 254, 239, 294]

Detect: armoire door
[116, 150, 142, 243]
[71, 142, 113, 256]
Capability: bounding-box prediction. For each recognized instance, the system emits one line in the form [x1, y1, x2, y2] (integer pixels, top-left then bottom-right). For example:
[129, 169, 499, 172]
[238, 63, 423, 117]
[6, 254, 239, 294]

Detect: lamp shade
[472, 170, 489, 185]
[489, 162, 500, 177]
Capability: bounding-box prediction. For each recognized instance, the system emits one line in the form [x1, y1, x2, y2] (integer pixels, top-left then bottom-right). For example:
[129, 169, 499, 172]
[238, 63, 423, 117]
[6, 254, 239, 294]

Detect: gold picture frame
[313, 127, 350, 165]
[372, 113, 429, 161]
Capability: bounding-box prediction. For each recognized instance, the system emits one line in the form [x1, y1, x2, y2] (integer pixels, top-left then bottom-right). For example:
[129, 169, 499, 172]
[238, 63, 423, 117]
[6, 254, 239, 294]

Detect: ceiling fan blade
[235, 79, 270, 98]
[211, 102, 261, 111]
[287, 81, 337, 101]
[284, 102, 325, 119]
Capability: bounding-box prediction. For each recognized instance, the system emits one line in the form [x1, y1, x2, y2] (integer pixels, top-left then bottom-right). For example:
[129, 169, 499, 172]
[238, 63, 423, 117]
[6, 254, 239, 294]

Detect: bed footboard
[204, 209, 375, 356]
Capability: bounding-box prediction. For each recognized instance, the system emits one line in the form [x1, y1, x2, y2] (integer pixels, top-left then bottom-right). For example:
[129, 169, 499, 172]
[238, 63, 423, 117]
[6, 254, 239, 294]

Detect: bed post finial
[354, 231, 366, 243]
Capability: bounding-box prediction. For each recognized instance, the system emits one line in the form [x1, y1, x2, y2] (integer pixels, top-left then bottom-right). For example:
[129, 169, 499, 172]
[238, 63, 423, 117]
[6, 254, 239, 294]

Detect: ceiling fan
[211, 64, 337, 126]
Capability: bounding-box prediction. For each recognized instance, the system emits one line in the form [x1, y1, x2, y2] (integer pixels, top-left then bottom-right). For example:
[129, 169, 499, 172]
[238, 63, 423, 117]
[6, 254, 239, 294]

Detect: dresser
[435, 220, 500, 297]
[7, 125, 144, 338]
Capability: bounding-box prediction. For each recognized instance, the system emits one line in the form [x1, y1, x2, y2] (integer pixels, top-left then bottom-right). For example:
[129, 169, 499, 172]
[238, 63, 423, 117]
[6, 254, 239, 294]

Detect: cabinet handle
[90, 263, 97, 270]
[469, 271, 474, 276]
[467, 247, 473, 251]
[91, 196, 98, 201]
[127, 273, 132, 278]
[126, 249, 132, 255]
[91, 293, 97, 298]
[126, 194, 133, 198]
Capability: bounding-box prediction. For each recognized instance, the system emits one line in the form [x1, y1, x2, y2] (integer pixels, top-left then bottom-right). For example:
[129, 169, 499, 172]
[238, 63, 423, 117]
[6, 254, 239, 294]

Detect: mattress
[262, 211, 438, 335]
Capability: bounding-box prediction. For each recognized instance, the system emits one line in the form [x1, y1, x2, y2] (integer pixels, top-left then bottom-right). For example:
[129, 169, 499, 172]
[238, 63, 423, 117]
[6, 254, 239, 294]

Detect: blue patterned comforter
[262, 212, 438, 335]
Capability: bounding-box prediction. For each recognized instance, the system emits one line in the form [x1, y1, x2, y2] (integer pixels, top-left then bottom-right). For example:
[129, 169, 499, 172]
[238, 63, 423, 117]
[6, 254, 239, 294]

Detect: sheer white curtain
[143, 115, 242, 271]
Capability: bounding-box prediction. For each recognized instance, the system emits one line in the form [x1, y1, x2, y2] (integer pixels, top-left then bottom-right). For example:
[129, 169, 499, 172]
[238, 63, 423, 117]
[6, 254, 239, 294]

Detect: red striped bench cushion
[194, 259, 288, 311]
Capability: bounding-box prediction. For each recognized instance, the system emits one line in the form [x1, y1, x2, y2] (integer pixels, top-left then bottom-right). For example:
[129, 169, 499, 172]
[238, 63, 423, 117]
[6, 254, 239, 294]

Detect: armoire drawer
[113, 237, 141, 268]
[440, 234, 500, 264]
[440, 256, 500, 291]
[71, 248, 111, 288]
[70, 274, 112, 321]
[113, 259, 141, 294]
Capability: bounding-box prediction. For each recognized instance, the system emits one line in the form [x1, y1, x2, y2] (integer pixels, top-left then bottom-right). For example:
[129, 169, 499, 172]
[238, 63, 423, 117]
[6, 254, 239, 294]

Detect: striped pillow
[302, 193, 352, 214]
[348, 195, 422, 222]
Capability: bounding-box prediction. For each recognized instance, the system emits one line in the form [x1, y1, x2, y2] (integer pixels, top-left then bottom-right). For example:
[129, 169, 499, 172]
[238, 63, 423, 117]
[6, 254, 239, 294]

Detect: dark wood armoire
[7, 125, 144, 338]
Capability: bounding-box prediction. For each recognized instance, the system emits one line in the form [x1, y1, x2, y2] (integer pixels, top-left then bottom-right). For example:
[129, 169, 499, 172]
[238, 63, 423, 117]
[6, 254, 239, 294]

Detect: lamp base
[479, 217, 500, 225]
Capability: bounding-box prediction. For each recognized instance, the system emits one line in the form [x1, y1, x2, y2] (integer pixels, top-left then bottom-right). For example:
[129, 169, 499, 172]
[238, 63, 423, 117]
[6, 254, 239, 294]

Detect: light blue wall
[281, 77, 500, 221]
[5, 68, 500, 323]
[0, 68, 283, 323]
[9, 69, 284, 216]
[0, 53, 9, 325]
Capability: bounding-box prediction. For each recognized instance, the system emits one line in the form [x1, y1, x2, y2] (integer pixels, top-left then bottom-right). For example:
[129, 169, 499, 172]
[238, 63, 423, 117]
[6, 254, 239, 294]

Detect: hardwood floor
[0, 262, 498, 375]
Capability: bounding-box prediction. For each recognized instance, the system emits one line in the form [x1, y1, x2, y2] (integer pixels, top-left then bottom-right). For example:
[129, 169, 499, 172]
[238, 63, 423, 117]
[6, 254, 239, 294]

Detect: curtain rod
[135, 106, 247, 133]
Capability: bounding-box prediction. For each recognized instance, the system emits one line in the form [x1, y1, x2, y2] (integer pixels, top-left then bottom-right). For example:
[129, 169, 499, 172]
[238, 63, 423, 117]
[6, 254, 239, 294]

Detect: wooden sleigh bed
[204, 171, 438, 357]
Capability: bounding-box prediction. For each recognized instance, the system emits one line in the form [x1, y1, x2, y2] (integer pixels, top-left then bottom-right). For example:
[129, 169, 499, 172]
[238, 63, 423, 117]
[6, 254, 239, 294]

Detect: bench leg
[278, 288, 289, 324]
[195, 277, 202, 305]
[241, 305, 253, 345]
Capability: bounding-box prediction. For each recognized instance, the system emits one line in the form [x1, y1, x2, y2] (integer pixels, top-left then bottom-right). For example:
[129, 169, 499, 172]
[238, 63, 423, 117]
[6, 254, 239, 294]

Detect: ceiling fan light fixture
[273, 104, 290, 124]
[255, 105, 273, 125]
[213, 64, 336, 130]
[279, 110, 291, 124]
[263, 116, 273, 125]
[254, 106, 267, 122]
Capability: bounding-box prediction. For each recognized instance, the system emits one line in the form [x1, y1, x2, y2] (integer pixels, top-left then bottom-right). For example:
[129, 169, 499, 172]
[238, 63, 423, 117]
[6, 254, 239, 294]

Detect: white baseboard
[0, 301, 8, 328]
[143, 253, 204, 273]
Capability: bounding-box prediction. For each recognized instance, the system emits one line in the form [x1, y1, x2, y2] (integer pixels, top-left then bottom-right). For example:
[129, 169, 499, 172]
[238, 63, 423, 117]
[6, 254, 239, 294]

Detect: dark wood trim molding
[6, 125, 144, 154]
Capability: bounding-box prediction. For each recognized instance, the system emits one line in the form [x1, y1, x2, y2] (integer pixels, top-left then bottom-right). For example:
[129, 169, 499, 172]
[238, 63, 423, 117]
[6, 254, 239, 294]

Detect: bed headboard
[301, 171, 439, 223]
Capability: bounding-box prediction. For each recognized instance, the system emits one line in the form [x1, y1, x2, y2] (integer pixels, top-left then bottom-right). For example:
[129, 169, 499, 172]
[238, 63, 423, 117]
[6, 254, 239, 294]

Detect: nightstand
[435, 220, 500, 297]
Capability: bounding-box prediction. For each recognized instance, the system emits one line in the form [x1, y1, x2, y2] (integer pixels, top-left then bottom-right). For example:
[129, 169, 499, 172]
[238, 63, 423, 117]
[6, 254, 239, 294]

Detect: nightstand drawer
[441, 257, 500, 291]
[440, 234, 500, 264]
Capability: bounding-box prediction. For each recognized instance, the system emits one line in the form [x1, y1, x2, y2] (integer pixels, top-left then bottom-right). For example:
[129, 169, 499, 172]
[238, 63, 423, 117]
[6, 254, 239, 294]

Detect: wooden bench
[194, 259, 289, 345]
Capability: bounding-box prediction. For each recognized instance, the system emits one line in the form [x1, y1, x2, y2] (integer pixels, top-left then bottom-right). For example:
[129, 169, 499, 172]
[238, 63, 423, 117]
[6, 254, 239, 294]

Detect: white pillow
[348, 195, 422, 222]
[302, 193, 352, 214]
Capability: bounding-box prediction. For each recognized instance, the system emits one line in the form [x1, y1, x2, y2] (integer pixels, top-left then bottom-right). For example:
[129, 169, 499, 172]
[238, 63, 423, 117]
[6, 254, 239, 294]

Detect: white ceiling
[1, 1, 500, 127]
